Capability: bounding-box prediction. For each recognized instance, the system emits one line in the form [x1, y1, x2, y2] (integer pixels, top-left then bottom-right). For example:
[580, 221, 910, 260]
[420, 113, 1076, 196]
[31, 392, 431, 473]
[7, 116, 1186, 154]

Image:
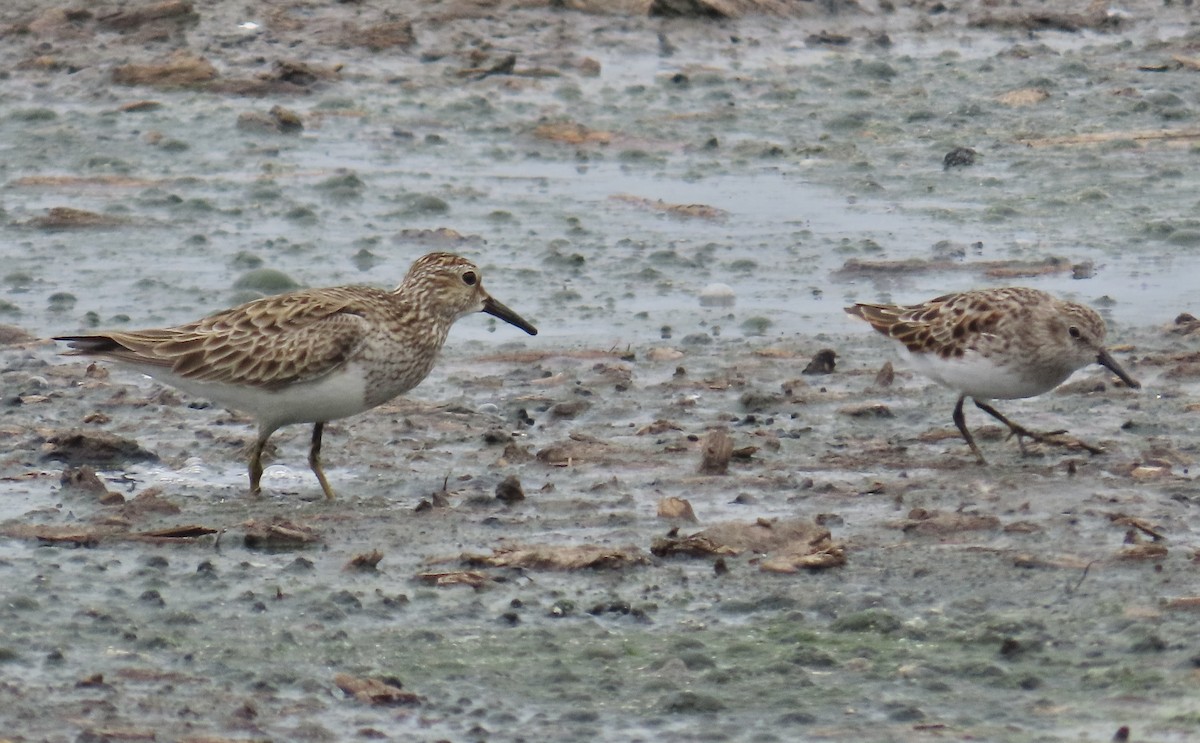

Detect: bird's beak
[483, 295, 538, 336]
[1097, 348, 1139, 389]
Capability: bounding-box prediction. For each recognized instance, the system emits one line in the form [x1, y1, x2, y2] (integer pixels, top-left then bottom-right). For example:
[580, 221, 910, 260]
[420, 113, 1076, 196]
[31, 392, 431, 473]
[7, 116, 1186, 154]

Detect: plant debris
[415, 571, 492, 589]
[243, 518, 320, 551]
[651, 518, 845, 571]
[334, 674, 421, 706]
[698, 428, 733, 475]
[462, 543, 650, 571]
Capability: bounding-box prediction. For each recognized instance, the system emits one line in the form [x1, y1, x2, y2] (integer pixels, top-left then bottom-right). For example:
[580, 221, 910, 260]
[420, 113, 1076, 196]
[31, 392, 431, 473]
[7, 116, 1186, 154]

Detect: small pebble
[495, 475, 525, 503]
[699, 283, 735, 307]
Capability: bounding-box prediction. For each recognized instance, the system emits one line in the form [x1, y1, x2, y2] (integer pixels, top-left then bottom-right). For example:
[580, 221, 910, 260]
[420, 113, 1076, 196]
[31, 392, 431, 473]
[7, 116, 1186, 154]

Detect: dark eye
[1068, 326, 1082, 339]
[462, 271, 477, 286]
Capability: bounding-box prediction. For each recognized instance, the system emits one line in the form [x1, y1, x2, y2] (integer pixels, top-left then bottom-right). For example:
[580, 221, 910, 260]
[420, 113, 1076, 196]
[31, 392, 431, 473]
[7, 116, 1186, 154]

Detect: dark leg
[309, 422, 337, 501]
[953, 395, 988, 465]
[972, 399, 1103, 456]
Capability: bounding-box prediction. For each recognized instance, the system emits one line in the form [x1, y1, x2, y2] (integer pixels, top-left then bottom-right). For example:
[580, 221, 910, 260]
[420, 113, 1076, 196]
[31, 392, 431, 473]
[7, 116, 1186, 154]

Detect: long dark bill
[483, 296, 538, 336]
[1096, 348, 1140, 389]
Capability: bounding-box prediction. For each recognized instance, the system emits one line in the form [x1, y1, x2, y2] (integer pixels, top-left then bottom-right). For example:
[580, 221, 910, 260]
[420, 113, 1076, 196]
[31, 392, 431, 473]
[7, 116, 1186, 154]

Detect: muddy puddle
[2, 1, 1200, 741]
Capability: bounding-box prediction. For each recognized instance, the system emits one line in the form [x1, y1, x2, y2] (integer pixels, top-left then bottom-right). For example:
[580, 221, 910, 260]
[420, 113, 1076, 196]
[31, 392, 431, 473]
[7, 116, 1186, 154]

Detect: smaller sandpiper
[56, 252, 538, 500]
[845, 287, 1139, 463]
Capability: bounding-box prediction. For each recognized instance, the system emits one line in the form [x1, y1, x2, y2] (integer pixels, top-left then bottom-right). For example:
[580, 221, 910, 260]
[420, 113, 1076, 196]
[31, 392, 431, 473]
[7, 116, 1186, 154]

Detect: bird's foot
[1005, 425, 1104, 456]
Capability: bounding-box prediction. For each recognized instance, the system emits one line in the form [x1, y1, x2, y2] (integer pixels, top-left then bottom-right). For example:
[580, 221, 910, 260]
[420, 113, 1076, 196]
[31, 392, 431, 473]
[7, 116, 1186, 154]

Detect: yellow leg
[309, 422, 337, 501]
[249, 435, 268, 496]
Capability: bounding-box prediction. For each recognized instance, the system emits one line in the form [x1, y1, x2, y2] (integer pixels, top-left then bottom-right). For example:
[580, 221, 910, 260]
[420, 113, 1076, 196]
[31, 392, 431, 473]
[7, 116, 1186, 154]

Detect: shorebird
[56, 252, 537, 499]
[845, 287, 1139, 463]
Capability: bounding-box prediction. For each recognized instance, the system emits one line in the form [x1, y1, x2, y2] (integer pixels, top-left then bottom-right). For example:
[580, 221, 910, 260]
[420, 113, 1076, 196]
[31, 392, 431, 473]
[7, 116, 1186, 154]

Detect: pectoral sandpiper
[56, 251, 538, 499]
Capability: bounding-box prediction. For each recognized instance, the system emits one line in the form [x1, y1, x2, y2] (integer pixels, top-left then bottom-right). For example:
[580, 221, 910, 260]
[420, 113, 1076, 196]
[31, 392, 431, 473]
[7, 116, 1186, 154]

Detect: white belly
[136, 363, 371, 431]
[903, 348, 1069, 400]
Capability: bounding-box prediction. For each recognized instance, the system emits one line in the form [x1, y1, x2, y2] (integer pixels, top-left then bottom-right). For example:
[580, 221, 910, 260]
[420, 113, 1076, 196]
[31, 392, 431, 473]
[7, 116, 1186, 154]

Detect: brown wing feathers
[56, 293, 373, 390]
[846, 296, 1005, 359]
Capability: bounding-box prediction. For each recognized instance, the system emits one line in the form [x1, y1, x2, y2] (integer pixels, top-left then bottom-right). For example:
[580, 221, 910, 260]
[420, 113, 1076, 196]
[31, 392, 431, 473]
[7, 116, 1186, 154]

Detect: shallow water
[3, 1, 1200, 741]
[3, 8, 1198, 341]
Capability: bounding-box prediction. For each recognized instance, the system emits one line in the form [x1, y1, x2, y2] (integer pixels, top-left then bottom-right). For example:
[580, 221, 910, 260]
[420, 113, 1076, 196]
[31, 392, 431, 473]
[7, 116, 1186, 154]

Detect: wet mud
[2, 1, 1200, 741]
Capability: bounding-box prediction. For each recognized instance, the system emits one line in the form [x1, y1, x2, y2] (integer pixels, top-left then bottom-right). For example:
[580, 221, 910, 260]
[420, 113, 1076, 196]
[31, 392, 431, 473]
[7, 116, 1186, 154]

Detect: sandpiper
[56, 252, 538, 499]
[845, 287, 1139, 463]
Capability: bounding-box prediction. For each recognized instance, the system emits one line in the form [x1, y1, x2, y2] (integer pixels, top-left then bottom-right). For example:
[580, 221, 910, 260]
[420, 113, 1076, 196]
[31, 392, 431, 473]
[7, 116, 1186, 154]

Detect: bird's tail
[53, 335, 124, 355]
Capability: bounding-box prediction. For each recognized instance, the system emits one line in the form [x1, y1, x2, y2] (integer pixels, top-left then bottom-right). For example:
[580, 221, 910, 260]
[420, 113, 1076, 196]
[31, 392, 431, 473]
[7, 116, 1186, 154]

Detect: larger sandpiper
[56, 251, 538, 500]
[845, 287, 1139, 463]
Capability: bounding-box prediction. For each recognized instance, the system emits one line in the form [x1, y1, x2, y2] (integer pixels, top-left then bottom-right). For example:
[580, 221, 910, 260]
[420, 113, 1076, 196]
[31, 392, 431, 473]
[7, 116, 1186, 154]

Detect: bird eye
[1068, 326, 1082, 339]
[462, 271, 477, 286]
